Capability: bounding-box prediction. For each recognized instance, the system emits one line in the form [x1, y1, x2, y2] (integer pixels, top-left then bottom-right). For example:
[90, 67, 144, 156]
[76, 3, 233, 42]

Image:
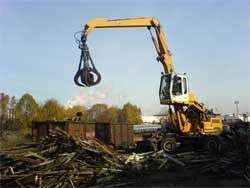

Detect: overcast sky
[1, 0, 249, 115]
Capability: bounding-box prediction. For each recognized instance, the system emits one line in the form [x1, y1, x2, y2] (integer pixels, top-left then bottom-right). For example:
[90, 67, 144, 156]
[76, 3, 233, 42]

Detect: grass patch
[0, 129, 32, 150]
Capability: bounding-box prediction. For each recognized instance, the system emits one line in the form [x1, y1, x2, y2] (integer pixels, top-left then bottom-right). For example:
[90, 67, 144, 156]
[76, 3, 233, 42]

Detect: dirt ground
[118, 168, 249, 187]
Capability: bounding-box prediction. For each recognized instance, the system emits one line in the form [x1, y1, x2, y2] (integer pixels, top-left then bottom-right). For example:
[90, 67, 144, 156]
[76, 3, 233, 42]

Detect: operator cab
[159, 73, 189, 105]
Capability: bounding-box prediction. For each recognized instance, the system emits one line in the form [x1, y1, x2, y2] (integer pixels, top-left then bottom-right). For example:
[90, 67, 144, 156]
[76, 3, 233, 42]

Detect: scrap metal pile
[0, 123, 249, 187]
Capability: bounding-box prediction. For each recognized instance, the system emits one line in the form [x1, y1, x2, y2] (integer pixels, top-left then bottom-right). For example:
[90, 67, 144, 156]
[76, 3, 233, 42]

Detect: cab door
[171, 74, 189, 104]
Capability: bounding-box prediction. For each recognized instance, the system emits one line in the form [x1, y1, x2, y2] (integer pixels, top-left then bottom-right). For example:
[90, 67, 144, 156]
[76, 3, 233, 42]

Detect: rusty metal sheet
[86, 123, 95, 139]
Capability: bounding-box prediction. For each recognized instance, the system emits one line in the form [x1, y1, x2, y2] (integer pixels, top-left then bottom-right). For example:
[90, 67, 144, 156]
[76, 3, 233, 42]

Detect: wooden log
[163, 153, 186, 167]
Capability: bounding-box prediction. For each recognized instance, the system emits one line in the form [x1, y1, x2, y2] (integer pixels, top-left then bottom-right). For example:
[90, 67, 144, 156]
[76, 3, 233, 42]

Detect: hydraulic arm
[74, 17, 223, 135]
[74, 17, 173, 87]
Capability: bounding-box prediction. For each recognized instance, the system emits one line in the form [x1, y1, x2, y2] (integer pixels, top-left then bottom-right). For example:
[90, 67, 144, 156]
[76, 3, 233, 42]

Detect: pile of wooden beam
[1, 124, 249, 187]
[125, 148, 249, 184]
[0, 128, 125, 187]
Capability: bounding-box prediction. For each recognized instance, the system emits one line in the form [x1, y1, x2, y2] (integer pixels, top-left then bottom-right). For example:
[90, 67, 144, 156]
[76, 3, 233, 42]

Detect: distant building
[238, 113, 250, 122]
[141, 115, 162, 124]
[222, 113, 250, 124]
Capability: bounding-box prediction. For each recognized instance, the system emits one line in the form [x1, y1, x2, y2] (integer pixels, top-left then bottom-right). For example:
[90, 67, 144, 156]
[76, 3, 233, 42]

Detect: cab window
[159, 75, 171, 100]
[172, 76, 182, 96]
[183, 78, 187, 94]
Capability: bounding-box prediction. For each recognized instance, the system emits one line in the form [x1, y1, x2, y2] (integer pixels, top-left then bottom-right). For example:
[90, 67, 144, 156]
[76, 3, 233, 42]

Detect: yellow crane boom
[83, 17, 174, 73]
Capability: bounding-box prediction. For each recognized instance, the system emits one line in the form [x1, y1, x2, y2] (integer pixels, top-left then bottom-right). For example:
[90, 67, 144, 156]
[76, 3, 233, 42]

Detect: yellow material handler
[74, 17, 224, 152]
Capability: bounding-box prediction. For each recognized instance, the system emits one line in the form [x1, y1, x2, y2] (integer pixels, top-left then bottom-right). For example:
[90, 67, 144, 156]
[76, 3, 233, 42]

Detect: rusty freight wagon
[32, 121, 134, 148]
[31, 121, 95, 141]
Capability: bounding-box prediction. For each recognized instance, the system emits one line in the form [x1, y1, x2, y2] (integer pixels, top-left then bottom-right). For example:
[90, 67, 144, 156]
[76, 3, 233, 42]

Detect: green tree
[15, 93, 39, 128]
[120, 103, 142, 124]
[86, 104, 108, 122]
[9, 96, 16, 119]
[65, 105, 87, 119]
[0, 93, 10, 118]
[99, 106, 121, 123]
[40, 99, 66, 120]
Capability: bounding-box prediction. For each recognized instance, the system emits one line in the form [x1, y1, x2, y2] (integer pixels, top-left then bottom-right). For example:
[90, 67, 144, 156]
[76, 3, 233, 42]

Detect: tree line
[0, 92, 142, 131]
